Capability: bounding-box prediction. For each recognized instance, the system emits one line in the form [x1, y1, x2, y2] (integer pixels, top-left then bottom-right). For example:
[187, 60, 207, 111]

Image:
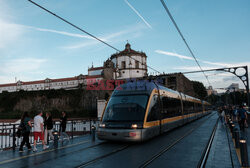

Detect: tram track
[139, 113, 217, 168]
[75, 144, 130, 168]
[31, 141, 109, 167]
[197, 118, 218, 168]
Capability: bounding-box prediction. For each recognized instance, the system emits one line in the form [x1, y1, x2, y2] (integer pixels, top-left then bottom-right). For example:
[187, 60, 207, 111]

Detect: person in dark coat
[44, 112, 54, 145]
[238, 105, 248, 131]
[60, 111, 69, 141]
[19, 112, 32, 152]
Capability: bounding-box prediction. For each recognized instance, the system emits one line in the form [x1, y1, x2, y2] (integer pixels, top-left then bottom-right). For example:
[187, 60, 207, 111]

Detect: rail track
[138, 114, 218, 168]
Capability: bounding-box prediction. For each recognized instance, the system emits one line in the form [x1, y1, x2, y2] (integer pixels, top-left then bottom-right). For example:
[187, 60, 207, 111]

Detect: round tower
[110, 43, 147, 79]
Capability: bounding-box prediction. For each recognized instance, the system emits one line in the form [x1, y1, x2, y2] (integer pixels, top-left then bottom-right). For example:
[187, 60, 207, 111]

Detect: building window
[135, 60, 139, 69]
[122, 61, 126, 69]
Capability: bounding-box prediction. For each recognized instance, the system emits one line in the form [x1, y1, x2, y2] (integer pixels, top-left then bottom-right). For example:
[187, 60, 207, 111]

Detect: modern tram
[97, 80, 211, 142]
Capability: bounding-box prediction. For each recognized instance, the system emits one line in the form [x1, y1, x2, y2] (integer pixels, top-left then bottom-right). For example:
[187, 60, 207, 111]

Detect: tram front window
[102, 95, 148, 122]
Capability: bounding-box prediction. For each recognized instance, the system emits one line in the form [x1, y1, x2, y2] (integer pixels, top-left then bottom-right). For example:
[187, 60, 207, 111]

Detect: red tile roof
[0, 83, 16, 87]
[0, 76, 87, 88]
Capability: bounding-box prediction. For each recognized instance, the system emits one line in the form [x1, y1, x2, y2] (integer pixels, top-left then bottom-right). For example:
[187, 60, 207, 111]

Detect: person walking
[238, 105, 248, 131]
[232, 106, 238, 122]
[19, 112, 32, 152]
[44, 112, 54, 145]
[60, 111, 69, 142]
[220, 109, 226, 125]
[33, 111, 47, 152]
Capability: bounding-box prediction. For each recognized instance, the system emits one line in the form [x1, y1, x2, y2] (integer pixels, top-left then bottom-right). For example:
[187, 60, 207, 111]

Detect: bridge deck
[0, 112, 242, 168]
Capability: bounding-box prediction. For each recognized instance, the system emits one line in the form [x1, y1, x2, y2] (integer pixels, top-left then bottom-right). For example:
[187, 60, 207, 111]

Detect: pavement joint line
[0, 140, 90, 165]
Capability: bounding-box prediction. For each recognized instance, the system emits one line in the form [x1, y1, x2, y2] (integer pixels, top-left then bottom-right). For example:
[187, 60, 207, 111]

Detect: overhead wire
[160, 0, 211, 86]
[27, 0, 161, 74]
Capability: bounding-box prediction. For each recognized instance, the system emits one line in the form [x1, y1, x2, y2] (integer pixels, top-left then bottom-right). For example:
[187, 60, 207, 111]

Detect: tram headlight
[99, 123, 106, 128]
[131, 124, 138, 129]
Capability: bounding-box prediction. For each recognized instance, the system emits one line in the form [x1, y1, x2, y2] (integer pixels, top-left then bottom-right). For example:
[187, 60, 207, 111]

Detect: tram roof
[113, 80, 206, 104]
[113, 80, 156, 96]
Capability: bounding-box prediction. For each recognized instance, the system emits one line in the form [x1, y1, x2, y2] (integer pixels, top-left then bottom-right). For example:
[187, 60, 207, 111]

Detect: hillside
[0, 89, 110, 119]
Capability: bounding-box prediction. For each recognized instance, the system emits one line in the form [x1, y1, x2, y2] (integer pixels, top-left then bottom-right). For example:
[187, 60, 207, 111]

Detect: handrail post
[240, 139, 249, 167]
[12, 125, 16, 151]
[71, 121, 73, 139]
[89, 119, 92, 134]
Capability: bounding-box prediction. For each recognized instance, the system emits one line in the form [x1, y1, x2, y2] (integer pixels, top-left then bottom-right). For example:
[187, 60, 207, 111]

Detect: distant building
[0, 43, 196, 97]
[227, 83, 239, 92]
[226, 83, 247, 93]
[0, 75, 86, 93]
[0, 43, 148, 93]
[207, 86, 217, 96]
[157, 73, 196, 97]
[110, 43, 147, 79]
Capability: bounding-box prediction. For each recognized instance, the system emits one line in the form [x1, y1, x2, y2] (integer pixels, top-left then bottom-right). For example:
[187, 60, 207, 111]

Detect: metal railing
[0, 119, 99, 151]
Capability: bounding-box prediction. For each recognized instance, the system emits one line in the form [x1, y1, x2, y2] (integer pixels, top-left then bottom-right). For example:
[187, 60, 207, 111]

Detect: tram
[97, 80, 211, 142]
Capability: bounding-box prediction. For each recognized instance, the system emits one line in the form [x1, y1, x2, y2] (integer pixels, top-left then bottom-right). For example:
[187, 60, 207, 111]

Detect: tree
[191, 81, 208, 100]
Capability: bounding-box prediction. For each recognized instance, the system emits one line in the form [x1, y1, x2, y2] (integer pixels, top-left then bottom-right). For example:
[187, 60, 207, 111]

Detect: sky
[0, 0, 249, 91]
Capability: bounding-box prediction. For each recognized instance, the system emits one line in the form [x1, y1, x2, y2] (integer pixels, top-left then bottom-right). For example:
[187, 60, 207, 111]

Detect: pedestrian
[44, 112, 54, 145]
[221, 109, 226, 124]
[33, 111, 48, 152]
[238, 105, 248, 131]
[60, 111, 69, 142]
[19, 111, 32, 152]
[232, 106, 238, 122]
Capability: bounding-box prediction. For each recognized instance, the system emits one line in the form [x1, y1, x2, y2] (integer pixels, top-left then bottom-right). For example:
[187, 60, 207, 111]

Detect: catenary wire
[28, 0, 161, 74]
[160, 0, 211, 86]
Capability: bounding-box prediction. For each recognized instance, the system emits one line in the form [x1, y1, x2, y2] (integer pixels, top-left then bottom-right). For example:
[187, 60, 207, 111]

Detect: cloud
[155, 50, 194, 60]
[201, 60, 233, 67]
[63, 24, 146, 49]
[155, 50, 250, 69]
[0, 19, 98, 49]
[124, 0, 152, 29]
[0, 19, 25, 48]
[31, 27, 94, 39]
[0, 58, 48, 83]
[223, 76, 239, 82]
[173, 64, 250, 88]
[1, 58, 47, 74]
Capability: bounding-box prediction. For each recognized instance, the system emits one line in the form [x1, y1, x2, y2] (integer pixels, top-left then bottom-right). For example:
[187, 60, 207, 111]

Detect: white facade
[0, 75, 86, 93]
[111, 43, 147, 79]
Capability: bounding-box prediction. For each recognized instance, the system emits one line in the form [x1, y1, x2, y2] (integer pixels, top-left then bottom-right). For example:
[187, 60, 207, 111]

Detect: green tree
[191, 81, 208, 100]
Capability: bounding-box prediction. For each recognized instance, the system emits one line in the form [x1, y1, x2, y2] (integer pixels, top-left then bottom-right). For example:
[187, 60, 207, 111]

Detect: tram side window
[183, 101, 195, 114]
[197, 103, 202, 112]
[147, 95, 160, 122]
[161, 96, 181, 118]
[194, 102, 197, 113]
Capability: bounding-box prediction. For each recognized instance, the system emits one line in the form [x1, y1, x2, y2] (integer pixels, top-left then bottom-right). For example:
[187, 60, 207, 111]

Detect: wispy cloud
[1, 58, 47, 74]
[156, 49, 250, 88]
[0, 58, 47, 83]
[124, 0, 152, 29]
[155, 50, 237, 67]
[0, 18, 98, 49]
[0, 19, 24, 48]
[155, 50, 194, 60]
[64, 24, 146, 49]
[31, 27, 94, 39]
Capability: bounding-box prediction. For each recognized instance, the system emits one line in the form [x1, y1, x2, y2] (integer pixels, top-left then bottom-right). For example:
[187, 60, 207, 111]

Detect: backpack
[16, 122, 26, 138]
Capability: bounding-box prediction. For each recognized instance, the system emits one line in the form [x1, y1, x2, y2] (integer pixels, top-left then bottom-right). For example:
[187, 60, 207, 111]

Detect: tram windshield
[102, 95, 148, 122]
